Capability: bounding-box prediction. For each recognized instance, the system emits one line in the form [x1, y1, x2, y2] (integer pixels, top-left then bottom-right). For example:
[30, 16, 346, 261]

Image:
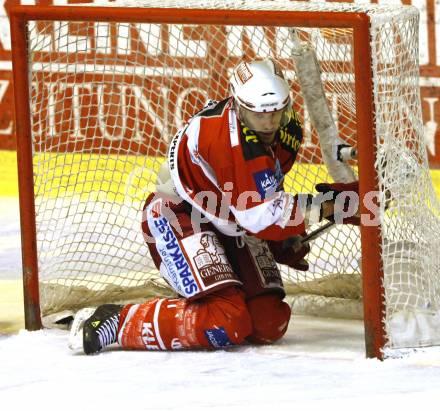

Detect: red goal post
[8, 0, 439, 359]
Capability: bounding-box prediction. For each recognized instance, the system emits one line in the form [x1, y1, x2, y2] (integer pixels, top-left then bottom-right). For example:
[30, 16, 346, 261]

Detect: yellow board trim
[2, 149, 440, 199]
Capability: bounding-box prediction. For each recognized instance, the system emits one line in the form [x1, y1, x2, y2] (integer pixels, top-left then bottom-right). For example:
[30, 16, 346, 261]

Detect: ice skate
[68, 304, 123, 355]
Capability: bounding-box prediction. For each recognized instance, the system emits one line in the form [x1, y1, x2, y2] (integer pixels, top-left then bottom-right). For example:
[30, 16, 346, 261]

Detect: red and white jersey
[168, 98, 306, 241]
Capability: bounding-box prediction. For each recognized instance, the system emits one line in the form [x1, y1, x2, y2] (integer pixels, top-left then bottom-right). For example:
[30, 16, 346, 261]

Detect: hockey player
[69, 59, 359, 354]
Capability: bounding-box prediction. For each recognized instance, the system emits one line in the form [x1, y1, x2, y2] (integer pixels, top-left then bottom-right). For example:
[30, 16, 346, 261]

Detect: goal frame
[8, 4, 384, 358]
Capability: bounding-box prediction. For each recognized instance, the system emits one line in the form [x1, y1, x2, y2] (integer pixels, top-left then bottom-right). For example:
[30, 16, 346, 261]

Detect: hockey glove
[268, 234, 310, 271]
[315, 181, 360, 226]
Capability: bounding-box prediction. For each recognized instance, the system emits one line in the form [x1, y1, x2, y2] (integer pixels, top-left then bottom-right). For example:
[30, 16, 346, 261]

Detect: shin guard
[118, 287, 252, 350]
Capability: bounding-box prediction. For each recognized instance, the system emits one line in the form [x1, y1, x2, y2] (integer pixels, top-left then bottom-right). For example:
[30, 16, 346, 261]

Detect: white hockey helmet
[230, 59, 291, 113]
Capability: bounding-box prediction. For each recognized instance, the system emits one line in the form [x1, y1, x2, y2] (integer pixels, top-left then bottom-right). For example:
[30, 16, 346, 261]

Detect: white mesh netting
[18, 0, 440, 348]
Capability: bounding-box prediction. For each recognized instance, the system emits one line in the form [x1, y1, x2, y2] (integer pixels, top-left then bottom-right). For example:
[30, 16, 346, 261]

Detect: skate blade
[68, 307, 96, 353]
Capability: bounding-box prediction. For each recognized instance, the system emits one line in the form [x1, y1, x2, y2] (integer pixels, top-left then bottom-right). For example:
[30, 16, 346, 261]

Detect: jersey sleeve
[233, 191, 306, 241]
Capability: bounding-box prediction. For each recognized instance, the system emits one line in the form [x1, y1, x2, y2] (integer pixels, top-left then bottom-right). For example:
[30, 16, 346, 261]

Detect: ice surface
[1, 316, 440, 410]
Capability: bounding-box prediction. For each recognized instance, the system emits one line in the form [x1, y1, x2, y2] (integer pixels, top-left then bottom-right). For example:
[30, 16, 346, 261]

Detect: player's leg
[118, 193, 251, 351]
[118, 285, 251, 350]
[70, 286, 252, 354]
[222, 234, 292, 344]
[69, 193, 252, 354]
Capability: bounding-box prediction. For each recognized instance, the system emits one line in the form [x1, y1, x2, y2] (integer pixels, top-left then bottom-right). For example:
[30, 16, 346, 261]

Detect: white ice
[2, 197, 440, 410]
[2, 318, 440, 410]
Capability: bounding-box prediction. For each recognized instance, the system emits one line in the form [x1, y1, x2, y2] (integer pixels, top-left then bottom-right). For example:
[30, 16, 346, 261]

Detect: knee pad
[194, 287, 252, 348]
[246, 293, 292, 344]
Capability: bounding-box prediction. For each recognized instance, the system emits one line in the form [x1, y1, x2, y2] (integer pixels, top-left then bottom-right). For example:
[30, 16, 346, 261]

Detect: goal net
[9, 0, 440, 356]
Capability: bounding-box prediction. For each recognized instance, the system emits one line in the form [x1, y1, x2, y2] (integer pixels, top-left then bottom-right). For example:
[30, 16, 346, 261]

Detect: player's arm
[226, 188, 317, 241]
[261, 181, 360, 269]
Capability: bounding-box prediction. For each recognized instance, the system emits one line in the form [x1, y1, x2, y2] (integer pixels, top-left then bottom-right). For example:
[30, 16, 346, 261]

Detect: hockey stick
[282, 220, 336, 251]
[301, 220, 336, 244]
